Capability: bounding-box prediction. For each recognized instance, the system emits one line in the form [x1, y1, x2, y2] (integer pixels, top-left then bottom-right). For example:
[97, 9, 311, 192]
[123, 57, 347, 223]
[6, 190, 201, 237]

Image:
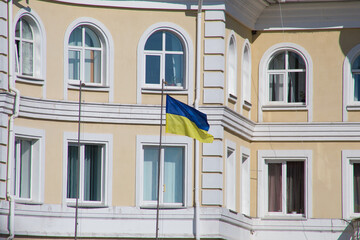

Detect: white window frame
[343, 44, 360, 121]
[13, 9, 46, 89]
[226, 140, 236, 211]
[240, 146, 250, 216]
[342, 150, 360, 219]
[137, 22, 194, 104]
[63, 18, 114, 102]
[13, 126, 45, 204]
[136, 135, 193, 208]
[257, 150, 312, 219]
[62, 132, 113, 208]
[241, 40, 252, 113]
[227, 33, 237, 103]
[259, 43, 313, 122]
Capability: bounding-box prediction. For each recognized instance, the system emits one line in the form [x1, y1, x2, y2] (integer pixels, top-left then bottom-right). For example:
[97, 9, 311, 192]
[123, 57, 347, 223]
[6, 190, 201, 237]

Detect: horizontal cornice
[0, 92, 14, 115]
[6, 96, 360, 142]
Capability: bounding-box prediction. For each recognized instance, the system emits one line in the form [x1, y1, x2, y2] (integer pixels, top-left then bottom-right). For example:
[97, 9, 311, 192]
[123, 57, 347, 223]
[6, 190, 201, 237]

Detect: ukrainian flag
[166, 95, 214, 143]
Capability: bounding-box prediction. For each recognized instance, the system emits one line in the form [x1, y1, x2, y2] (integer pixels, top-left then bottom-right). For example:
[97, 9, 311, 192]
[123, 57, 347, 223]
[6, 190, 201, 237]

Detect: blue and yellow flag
[166, 95, 214, 143]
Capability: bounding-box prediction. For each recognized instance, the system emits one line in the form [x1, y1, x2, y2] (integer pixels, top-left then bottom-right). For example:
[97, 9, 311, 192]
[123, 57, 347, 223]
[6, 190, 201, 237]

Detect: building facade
[1, 0, 360, 239]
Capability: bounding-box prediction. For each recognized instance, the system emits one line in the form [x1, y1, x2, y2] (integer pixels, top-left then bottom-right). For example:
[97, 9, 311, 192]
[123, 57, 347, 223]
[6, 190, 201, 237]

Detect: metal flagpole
[74, 81, 83, 240]
[155, 80, 165, 240]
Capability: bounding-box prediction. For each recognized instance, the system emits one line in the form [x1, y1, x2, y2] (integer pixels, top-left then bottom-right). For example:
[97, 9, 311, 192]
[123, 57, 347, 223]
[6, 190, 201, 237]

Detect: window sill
[243, 100, 252, 110]
[346, 105, 360, 111]
[14, 199, 43, 205]
[140, 204, 185, 209]
[262, 215, 306, 220]
[66, 201, 108, 208]
[228, 94, 237, 104]
[68, 83, 110, 92]
[262, 103, 307, 111]
[142, 88, 188, 94]
[16, 75, 45, 85]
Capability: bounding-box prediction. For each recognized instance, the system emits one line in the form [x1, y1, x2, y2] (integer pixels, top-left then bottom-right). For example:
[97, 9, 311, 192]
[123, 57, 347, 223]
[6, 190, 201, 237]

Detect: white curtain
[163, 147, 183, 203]
[19, 139, 32, 198]
[143, 147, 159, 201]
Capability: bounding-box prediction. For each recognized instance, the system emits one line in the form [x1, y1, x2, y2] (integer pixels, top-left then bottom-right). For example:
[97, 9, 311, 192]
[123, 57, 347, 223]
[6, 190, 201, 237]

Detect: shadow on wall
[339, 29, 360, 57]
[338, 219, 360, 240]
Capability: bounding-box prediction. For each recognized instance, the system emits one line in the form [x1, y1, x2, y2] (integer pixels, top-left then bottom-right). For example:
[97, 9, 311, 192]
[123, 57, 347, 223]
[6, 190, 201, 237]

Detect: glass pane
[19, 140, 32, 199]
[288, 52, 305, 69]
[164, 147, 183, 203]
[84, 145, 102, 201]
[145, 55, 161, 84]
[268, 163, 282, 212]
[165, 54, 183, 86]
[85, 50, 101, 83]
[22, 19, 33, 40]
[15, 40, 20, 73]
[67, 145, 79, 199]
[165, 32, 183, 51]
[287, 161, 304, 214]
[22, 42, 33, 76]
[354, 163, 360, 213]
[288, 72, 306, 103]
[269, 52, 285, 70]
[68, 50, 81, 80]
[353, 56, 360, 70]
[269, 74, 284, 101]
[145, 31, 162, 51]
[85, 27, 101, 48]
[354, 74, 360, 101]
[15, 20, 20, 37]
[143, 146, 159, 201]
[69, 27, 82, 46]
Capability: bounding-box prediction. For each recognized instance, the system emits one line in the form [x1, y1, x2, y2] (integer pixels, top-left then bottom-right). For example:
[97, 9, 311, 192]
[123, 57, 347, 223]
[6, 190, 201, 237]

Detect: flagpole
[155, 80, 165, 240]
[74, 81, 83, 240]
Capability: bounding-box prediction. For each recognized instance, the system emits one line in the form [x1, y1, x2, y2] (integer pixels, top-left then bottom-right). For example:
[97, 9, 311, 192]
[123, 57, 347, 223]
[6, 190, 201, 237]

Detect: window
[144, 31, 184, 88]
[63, 132, 112, 207]
[136, 135, 192, 208]
[342, 150, 360, 219]
[66, 144, 104, 203]
[13, 126, 45, 204]
[240, 146, 250, 216]
[241, 40, 251, 110]
[258, 150, 312, 218]
[258, 43, 313, 122]
[67, 26, 103, 85]
[267, 50, 306, 104]
[14, 11, 45, 82]
[352, 55, 360, 102]
[226, 141, 236, 211]
[227, 35, 237, 100]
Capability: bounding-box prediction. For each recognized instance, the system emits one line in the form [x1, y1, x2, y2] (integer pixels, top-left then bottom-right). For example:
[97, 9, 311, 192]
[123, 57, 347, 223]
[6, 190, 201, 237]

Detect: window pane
[353, 56, 360, 70]
[19, 140, 32, 199]
[165, 32, 183, 51]
[67, 145, 79, 199]
[68, 50, 81, 80]
[145, 31, 162, 51]
[85, 50, 101, 83]
[22, 42, 33, 76]
[85, 27, 101, 48]
[269, 52, 285, 70]
[269, 74, 284, 101]
[15, 40, 20, 73]
[287, 161, 304, 214]
[354, 74, 360, 101]
[143, 146, 159, 201]
[268, 163, 282, 212]
[288, 52, 305, 69]
[165, 54, 183, 86]
[354, 163, 360, 213]
[69, 27, 82, 46]
[15, 20, 20, 38]
[288, 72, 306, 103]
[145, 55, 161, 84]
[164, 147, 183, 203]
[22, 19, 33, 40]
[84, 145, 102, 201]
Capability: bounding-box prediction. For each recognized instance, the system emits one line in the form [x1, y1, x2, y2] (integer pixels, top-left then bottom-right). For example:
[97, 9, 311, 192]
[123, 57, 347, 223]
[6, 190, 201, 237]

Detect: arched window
[67, 26, 104, 85]
[267, 50, 306, 103]
[352, 55, 360, 102]
[227, 35, 237, 98]
[144, 31, 185, 88]
[241, 41, 251, 108]
[14, 12, 45, 81]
